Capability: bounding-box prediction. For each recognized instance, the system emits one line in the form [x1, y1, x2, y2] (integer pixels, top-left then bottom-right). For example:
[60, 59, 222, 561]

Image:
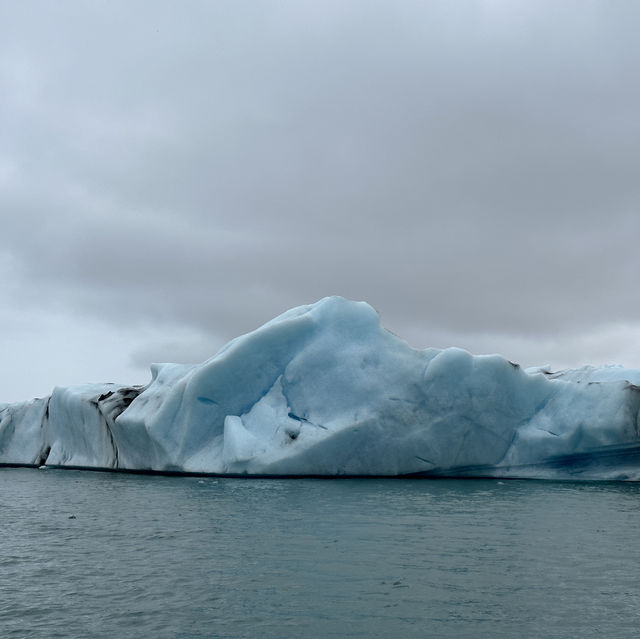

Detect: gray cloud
[2, 0, 640, 400]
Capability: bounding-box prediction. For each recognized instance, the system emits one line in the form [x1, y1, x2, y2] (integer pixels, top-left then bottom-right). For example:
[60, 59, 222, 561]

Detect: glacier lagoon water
[1, 469, 640, 638]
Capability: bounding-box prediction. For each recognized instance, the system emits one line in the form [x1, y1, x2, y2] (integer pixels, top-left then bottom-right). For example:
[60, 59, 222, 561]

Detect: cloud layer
[2, 1, 640, 401]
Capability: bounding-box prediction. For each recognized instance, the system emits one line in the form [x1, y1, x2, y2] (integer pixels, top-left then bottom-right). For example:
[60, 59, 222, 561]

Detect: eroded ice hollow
[2, 297, 640, 480]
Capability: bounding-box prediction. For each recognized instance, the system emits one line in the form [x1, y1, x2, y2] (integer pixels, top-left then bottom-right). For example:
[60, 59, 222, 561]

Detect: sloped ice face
[2, 297, 640, 479]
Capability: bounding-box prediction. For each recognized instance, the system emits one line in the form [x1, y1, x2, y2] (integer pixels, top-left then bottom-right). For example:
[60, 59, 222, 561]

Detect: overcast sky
[2, 0, 640, 402]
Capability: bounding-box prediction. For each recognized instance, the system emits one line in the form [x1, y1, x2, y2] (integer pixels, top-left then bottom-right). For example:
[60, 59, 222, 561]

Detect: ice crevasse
[2, 296, 640, 480]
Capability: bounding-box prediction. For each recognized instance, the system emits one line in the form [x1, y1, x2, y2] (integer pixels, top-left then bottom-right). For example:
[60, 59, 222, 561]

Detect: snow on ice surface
[2, 297, 640, 479]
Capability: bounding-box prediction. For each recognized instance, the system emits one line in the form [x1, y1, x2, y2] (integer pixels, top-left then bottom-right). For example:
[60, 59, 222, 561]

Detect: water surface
[1, 468, 639, 638]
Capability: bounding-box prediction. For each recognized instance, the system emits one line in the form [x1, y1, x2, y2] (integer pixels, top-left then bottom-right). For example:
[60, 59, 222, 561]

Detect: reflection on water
[1, 468, 639, 638]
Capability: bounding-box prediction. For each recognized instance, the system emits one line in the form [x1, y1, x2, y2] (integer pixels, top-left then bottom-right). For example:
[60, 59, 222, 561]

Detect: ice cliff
[2, 297, 640, 480]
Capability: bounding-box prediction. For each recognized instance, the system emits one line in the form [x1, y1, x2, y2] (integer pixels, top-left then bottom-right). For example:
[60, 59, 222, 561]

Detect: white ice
[2, 297, 640, 480]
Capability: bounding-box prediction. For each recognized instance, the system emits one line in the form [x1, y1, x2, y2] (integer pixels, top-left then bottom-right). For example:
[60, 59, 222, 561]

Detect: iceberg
[2, 297, 640, 480]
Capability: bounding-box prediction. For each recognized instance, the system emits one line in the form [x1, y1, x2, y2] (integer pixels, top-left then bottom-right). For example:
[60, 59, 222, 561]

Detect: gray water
[1, 469, 639, 638]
